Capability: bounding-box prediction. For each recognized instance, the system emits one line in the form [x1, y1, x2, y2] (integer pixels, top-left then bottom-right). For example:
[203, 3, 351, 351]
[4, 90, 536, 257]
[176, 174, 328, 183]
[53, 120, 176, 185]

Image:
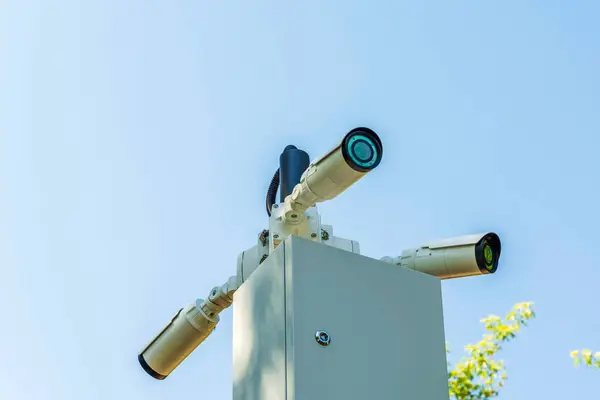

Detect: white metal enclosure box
[233, 236, 449, 400]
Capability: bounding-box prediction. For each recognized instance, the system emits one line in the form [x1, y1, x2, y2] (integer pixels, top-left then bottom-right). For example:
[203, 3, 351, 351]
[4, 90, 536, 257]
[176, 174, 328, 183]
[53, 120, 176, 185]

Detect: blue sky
[1, 1, 599, 399]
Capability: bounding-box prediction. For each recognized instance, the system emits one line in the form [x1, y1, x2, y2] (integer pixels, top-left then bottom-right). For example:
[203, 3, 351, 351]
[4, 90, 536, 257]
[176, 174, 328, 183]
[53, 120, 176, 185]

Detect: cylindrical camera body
[288, 128, 382, 209]
[138, 300, 218, 380]
[397, 233, 501, 280]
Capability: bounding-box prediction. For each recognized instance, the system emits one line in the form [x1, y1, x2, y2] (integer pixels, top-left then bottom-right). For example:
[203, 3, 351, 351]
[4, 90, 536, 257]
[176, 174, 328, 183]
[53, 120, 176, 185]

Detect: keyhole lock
[315, 330, 331, 346]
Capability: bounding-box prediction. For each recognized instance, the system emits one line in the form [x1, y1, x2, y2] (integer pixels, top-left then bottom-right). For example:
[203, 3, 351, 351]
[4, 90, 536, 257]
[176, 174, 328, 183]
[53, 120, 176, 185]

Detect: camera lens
[481, 241, 494, 271]
[342, 128, 383, 172]
[475, 233, 501, 274]
[352, 140, 373, 162]
[483, 243, 493, 266]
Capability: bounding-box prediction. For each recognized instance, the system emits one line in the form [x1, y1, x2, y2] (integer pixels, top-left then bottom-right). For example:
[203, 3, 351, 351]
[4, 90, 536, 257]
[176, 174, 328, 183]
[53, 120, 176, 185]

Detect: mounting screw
[273, 234, 279, 239]
[291, 214, 298, 218]
[273, 204, 279, 209]
[315, 330, 331, 346]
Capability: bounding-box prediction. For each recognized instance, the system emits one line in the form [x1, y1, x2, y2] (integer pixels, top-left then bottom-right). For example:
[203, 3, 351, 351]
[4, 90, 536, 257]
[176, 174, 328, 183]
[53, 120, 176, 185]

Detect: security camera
[138, 277, 238, 380]
[283, 127, 382, 217]
[381, 232, 501, 279]
[138, 300, 218, 380]
[136, 124, 506, 390]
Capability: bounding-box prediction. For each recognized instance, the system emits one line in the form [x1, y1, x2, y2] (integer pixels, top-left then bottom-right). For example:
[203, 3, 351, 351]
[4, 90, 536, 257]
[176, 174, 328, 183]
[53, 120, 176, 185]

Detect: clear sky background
[1, 1, 599, 399]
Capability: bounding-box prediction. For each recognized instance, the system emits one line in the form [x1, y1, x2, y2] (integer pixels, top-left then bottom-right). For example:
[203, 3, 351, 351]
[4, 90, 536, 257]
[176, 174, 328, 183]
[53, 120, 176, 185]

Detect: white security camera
[138, 300, 218, 380]
[283, 128, 382, 218]
[381, 233, 501, 279]
[138, 277, 238, 380]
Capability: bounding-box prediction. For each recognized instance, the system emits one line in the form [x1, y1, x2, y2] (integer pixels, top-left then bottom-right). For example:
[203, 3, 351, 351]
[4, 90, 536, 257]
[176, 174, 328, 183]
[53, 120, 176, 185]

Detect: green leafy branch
[570, 349, 600, 369]
[447, 302, 536, 400]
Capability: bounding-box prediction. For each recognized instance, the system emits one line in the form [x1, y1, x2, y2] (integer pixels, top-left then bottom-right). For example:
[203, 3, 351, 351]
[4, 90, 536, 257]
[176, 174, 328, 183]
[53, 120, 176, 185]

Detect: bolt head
[315, 330, 331, 346]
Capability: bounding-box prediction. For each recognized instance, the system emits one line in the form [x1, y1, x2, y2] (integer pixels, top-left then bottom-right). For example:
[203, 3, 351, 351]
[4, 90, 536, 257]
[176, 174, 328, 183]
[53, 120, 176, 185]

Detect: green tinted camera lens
[475, 233, 501, 274]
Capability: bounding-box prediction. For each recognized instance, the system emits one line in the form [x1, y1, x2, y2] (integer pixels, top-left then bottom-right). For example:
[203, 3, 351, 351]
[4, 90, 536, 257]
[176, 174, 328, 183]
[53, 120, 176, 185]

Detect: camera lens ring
[342, 128, 383, 172]
[475, 233, 501, 274]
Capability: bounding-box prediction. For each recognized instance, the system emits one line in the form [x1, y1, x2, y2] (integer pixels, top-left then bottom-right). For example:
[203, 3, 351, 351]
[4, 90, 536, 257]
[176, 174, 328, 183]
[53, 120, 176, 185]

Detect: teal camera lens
[351, 139, 373, 162]
[342, 128, 382, 172]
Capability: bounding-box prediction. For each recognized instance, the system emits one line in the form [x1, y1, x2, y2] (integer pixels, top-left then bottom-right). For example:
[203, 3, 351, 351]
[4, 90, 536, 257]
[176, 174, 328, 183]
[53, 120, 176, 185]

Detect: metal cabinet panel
[234, 236, 449, 400]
